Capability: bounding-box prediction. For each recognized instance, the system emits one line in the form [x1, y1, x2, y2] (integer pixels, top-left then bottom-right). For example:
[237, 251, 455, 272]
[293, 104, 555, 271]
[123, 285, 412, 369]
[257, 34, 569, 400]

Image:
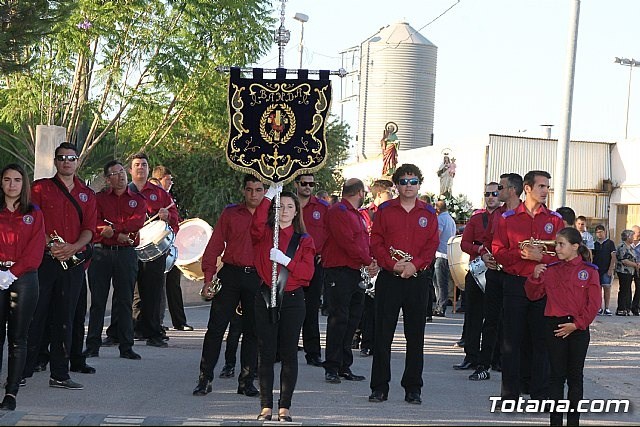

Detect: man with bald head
[322, 178, 378, 384]
[432, 200, 456, 317]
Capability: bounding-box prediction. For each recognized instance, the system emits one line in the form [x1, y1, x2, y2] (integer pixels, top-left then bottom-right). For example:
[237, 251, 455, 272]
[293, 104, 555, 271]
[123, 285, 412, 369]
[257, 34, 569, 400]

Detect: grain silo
[357, 22, 437, 159]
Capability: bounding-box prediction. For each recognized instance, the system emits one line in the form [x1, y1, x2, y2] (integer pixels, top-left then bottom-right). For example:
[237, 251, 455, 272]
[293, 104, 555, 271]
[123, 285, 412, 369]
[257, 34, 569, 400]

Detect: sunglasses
[497, 184, 504, 190]
[398, 178, 419, 186]
[55, 154, 78, 162]
[298, 181, 315, 187]
[484, 191, 499, 197]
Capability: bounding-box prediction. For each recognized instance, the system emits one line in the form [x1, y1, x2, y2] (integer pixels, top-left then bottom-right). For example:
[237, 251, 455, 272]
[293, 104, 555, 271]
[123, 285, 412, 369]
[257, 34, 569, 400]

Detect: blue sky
[255, 0, 640, 148]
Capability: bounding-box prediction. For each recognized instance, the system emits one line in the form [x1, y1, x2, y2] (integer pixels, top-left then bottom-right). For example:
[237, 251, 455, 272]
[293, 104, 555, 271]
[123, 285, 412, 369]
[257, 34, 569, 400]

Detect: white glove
[265, 183, 283, 200]
[0, 271, 10, 290]
[270, 248, 291, 267]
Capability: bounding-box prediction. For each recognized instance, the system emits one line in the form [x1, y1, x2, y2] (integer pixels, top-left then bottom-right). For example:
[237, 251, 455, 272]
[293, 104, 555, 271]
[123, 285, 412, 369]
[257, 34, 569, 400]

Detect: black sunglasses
[298, 181, 315, 187]
[398, 178, 419, 186]
[484, 191, 499, 197]
[55, 154, 78, 162]
[497, 184, 504, 190]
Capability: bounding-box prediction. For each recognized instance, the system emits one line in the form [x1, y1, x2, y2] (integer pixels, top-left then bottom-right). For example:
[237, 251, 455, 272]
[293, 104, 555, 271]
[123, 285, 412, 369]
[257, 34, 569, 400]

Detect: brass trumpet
[358, 266, 375, 298]
[48, 230, 81, 270]
[519, 238, 557, 256]
[389, 247, 417, 277]
[199, 278, 222, 301]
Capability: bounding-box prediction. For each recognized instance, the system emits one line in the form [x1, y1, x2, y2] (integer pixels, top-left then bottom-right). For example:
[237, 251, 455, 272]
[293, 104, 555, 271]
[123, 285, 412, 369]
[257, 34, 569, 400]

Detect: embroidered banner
[226, 68, 332, 185]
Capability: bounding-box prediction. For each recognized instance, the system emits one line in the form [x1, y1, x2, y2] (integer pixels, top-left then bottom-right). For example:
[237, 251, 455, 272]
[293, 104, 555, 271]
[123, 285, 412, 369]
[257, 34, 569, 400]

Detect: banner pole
[270, 191, 281, 323]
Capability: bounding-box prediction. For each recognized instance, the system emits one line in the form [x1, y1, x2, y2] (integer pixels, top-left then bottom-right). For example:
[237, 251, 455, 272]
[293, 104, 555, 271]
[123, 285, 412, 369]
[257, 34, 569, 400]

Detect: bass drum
[174, 218, 213, 281]
[447, 235, 469, 291]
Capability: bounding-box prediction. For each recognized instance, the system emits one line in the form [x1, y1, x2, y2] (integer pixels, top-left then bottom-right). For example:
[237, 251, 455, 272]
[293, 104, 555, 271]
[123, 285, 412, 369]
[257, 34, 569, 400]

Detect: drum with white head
[135, 220, 175, 262]
[174, 218, 213, 281]
[446, 235, 469, 291]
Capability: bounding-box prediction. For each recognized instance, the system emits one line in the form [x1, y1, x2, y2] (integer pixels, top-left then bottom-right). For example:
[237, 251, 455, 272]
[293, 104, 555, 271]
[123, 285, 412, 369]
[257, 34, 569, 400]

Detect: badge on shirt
[79, 193, 88, 202]
[129, 200, 138, 208]
[578, 270, 589, 281]
[418, 217, 428, 228]
[23, 214, 34, 225]
[313, 210, 321, 220]
[150, 194, 158, 201]
[544, 222, 554, 233]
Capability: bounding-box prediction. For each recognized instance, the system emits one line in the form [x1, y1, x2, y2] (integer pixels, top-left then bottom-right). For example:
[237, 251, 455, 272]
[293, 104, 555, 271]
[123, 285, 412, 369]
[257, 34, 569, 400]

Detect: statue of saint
[381, 122, 399, 176]
[437, 154, 456, 196]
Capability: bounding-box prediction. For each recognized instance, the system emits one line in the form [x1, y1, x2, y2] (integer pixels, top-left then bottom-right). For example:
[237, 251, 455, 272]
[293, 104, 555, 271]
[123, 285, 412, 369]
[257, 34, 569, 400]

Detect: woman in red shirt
[0, 164, 45, 411]
[251, 185, 315, 422]
[525, 227, 600, 426]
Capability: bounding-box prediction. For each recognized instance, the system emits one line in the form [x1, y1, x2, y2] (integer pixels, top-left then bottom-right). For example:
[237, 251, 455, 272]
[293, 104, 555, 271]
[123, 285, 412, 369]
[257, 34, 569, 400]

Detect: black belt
[227, 264, 256, 274]
[95, 243, 132, 250]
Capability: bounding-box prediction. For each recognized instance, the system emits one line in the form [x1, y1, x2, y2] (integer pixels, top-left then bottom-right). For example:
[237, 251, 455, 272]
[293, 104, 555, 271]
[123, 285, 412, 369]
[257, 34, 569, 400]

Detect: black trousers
[199, 264, 259, 387]
[255, 286, 305, 410]
[302, 261, 324, 360]
[617, 272, 633, 313]
[463, 272, 484, 365]
[133, 255, 166, 340]
[478, 269, 503, 368]
[360, 292, 375, 351]
[0, 271, 39, 395]
[70, 275, 88, 369]
[501, 274, 549, 400]
[425, 266, 436, 317]
[166, 265, 188, 328]
[370, 270, 428, 396]
[323, 267, 365, 374]
[224, 310, 243, 366]
[87, 247, 138, 353]
[546, 316, 590, 426]
[24, 256, 84, 381]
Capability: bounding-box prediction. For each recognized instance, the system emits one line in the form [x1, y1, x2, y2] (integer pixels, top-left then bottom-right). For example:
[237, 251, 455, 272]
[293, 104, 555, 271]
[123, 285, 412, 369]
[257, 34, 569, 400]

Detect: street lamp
[614, 56, 640, 139]
[293, 12, 309, 69]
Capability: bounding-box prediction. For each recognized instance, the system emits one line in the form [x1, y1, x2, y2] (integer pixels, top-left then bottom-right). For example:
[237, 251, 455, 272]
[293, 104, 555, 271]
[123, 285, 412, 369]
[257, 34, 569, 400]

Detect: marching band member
[251, 185, 315, 422]
[525, 227, 600, 426]
[84, 161, 147, 360]
[293, 174, 329, 367]
[128, 153, 178, 348]
[492, 170, 565, 402]
[453, 182, 501, 372]
[0, 164, 45, 410]
[24, 143, 97, 390]
[322, 178, 373, 384]
[193, 174, 264, 398]
[369, 164, 438, 405]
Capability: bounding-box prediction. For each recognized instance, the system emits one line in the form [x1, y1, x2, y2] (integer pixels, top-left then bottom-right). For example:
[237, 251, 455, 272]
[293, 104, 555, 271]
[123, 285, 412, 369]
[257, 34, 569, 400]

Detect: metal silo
[357, 22, 437, 159]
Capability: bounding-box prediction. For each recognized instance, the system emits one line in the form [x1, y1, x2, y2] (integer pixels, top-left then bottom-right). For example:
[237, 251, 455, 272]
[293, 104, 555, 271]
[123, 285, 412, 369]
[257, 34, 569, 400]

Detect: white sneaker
[604, 308, 613, 316]
[597, 308, 603, 316]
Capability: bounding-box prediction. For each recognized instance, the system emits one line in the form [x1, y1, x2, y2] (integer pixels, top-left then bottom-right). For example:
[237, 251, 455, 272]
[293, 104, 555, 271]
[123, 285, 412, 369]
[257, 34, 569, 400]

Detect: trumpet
[48, 230, 81, 270]
[519, 238, 557, 256]
[199, 277, 222, 301]
[389, 247, 417, 277]
[358, 266, 375, 298]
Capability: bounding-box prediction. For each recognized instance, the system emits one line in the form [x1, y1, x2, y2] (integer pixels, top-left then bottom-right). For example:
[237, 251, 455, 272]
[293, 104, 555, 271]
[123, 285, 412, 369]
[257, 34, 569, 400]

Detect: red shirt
[201, 203, 256, 283]
[492, 203, 565, 277]
[359, 202, 377, 234]
[461, 209, 490, 257]
[251, 198, 315, 291]
[371, 198, 439, 272]
[132, 181, 179, 232]
[301, 196, 329, 255]
[31, 175, 97, 248]
[524, 257, 601, 330]
[95, 188, 148, 246]
[323, 198, 372, 270]
[0, 205, 45, 277]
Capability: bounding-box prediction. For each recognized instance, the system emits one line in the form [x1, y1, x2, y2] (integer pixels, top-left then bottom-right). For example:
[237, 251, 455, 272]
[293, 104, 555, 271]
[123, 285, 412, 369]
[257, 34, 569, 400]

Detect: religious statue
[437, 153, 456, 196]
[381, 122, 399, 177]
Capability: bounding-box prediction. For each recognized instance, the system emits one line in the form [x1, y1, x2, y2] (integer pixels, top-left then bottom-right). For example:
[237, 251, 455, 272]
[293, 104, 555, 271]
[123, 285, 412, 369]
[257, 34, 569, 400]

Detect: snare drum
[165, 245, 178, 273]
[135, 220, 175, 262]
[174, 218, 213, 281]
[447, 235, 469, 290]
[468, 257, 487, 292]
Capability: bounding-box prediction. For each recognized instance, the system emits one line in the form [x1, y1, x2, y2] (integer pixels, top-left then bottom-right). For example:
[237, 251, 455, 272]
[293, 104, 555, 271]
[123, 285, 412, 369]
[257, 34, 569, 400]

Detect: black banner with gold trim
[226, 68, 332, 185]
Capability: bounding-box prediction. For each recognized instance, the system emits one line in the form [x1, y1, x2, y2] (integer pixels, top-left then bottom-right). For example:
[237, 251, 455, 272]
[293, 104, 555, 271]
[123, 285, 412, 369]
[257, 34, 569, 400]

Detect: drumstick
[143, 202, 175, 226]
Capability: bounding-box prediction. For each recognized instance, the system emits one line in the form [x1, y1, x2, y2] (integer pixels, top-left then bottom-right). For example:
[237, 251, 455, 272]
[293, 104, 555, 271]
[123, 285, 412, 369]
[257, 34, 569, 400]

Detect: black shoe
[454, 339, 465, 348]
[33, 362, 47, 372]
[175, 324, 194, 331]
[120, 350, 142, 360]
[49, 378, 83, 390]
[434, 310, 446, 318]
[426, 316, 433, 323]
[325, 372, 341, 384]
[453, 360, 475, 370]
[633, 309, 640, 316]
[616, 310, 627, 316]
[491, 362, 502, 372]
[237, 383, 259, 397]
[338, 370, 365, 381]
[146, 337, 168, 348]
[306, 356, 324, 367]
[405, 392, 422, 404]
[70, 364, 96, 374]
[360, 348, 371, 357]
[469, 367, 491, 381]
[81, 349, 99, 358]
[278, 414, 293, 422]
[192, 375, 212, 396]
[162, 325, 169, 331]
[161, 330, 170, 341]
[368, 391, 388, 403]
[0, 395, 16, 411]
[257, 414, 272, 421]
[101, 336, 118, 347]
[219, 364, 235, 378]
